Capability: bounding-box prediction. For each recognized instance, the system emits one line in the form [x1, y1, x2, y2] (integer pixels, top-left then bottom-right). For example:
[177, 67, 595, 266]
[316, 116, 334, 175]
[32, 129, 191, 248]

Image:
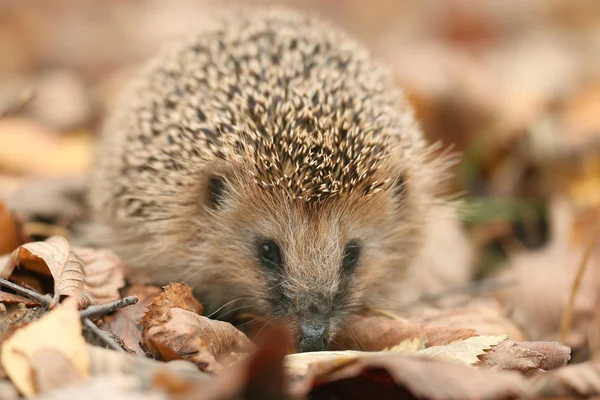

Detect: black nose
[299, 324, 329, 352]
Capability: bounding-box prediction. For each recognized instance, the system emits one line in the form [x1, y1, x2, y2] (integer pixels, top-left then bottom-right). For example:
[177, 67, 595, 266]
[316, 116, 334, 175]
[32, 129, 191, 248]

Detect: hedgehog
[89, 8, 460, 352]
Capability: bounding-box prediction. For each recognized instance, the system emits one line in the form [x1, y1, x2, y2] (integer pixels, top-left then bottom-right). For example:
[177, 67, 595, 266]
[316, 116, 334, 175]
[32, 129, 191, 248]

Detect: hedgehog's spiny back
[92, 9, 425, 226]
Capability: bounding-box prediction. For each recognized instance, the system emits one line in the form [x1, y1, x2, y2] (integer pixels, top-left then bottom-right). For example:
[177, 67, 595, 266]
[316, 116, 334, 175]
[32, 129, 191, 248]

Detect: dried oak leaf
[415, 335, 507, 365]
[330, 313, 478, 351]
[0, 236, 92, 308]
[289, 352, 526, 399]
[74, 247, 126, 305]
[479, 339, 571, 374]
[179, 325, 291, 400]
[142, 308, 253, 372]
[141, 282, 204, 327]
[139, 283, 251, 372]
[0, 297, 89, 396]
[104, 285, 162, 355]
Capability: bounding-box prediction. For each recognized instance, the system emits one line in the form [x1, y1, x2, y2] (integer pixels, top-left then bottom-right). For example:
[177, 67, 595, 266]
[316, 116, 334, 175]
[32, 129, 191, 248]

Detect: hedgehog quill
[90, 9, 459, 352]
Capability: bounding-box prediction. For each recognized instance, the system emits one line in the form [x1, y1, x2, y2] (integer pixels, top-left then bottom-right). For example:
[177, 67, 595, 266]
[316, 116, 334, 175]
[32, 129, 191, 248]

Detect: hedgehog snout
[294, 293, 332, 352]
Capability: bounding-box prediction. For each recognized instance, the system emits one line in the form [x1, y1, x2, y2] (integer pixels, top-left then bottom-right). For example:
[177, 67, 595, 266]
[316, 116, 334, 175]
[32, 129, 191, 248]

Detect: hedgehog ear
[207, 175, 226, 209]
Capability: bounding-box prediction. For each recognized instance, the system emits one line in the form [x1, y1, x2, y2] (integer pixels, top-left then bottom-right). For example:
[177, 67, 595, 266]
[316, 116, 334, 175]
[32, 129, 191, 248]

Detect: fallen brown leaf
[75, 247, 126, 305]
[0, 201, 23, 255]
[30, 349, 83, 394]
[290, 352, 526, 399]
[414, 300, 526, 340]
[0, 291, 39, 307]
[0, 236, 93, 307]
[526, 360, 600, 398]
[104, 285, 162, 355]
[142, 307, 253, 372]
[479, 339, 571, 374]
[330, 313, 478, 351]
[0, 297, 89, 396]
[495, 198, 598, 349]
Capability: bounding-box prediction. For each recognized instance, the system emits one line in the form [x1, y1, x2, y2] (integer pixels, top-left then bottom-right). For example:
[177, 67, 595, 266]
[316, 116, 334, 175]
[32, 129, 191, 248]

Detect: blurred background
[1, 0, 600, 357]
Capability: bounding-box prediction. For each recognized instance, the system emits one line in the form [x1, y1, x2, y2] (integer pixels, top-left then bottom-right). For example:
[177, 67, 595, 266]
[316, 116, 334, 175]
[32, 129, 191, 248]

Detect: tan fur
[89, 8, 462, 343]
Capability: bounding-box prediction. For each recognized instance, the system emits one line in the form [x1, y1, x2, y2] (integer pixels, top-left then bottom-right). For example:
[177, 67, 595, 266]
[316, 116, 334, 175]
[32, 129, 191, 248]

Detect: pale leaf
[0, 236, 92, 307]
[417, 335, 508, 366]
[0, 297, 89, 396]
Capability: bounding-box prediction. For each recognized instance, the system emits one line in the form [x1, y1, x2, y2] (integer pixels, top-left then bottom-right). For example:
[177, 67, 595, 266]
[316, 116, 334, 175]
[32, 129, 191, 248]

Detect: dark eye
[343, 243, 360, 270]
[258, 240, 282, 269]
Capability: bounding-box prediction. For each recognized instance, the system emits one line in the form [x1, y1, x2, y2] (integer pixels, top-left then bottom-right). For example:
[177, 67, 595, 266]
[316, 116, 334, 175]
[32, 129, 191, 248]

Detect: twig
[83, 318, 123, 352]
[0, 278, 52, 306]
[560, 224, 600, 343]
[79, 296, 139, 319]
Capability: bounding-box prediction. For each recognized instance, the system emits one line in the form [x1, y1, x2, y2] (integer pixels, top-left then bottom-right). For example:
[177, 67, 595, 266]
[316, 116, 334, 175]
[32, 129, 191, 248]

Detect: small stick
[560, 224, 600, 343]
[0, 278, 52, 306]
[83, 318, 123, 352]
[79, 296, 139, 319]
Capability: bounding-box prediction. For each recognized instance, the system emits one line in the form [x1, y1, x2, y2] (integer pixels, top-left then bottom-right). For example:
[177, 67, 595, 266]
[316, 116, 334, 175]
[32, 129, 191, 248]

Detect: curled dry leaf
[0, 236, 93, 308]
[139, 283, 251, 372]
[142, 308, 253, 373]
[141, 282, 204, 325]
[0, 297, 89, 396]
[74, 247, 126, 305]
[290, 352, 526, 399]
[479, 339, 570, 374]
[330, 313, 478, 351]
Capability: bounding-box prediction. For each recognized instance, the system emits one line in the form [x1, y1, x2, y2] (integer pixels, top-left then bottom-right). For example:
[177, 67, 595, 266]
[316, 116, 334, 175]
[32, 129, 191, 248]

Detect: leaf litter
[2, 0, 600, 398]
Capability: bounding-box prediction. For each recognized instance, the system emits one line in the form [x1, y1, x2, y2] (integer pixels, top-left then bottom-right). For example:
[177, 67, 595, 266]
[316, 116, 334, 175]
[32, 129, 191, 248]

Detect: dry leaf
[104, 285, 162, 355]
[0, 236, 92, 308]
[290, 352, 526, 399]
[414, 300, 526, 340]
[526, 360, 600, 397]
[0, 118, 92, 176]
[0, 291, 39, 307]
[478, 339, 570, 374]
[330, 313, 478, 351]
[495, 198, 598, 349]
[0, 297, 89, 396]
[0, 201, 22, 255]
[75, 247, 126, 305]
[30, 349, 83, 394]
[140, 282, 204, 327]
[142, 308, 253, 372]
[417, 335, 507, 365]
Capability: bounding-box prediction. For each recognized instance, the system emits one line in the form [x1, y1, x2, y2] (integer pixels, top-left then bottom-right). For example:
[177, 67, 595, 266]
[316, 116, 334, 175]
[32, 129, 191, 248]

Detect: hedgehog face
[197, 160, 426, 352]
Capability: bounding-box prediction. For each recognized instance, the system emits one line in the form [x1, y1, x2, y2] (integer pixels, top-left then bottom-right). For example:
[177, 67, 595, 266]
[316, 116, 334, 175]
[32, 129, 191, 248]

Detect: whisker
[215, 305, 256, 321]
[206, 297, 252, 319]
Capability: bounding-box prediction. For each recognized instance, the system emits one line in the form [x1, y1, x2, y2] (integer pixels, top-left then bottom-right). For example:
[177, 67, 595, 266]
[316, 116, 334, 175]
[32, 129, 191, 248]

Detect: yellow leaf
[386, 337, 427, 353]
[0, 297, 89, 396]
[417, 335, 508, 366]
